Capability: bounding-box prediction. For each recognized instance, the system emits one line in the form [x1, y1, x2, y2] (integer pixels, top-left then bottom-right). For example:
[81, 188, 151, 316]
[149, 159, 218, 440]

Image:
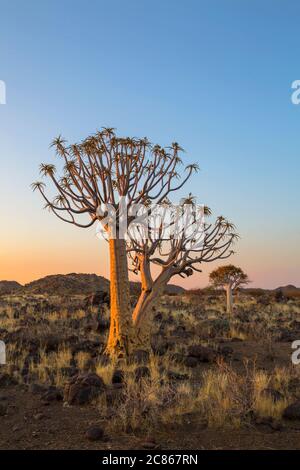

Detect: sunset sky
[0, 0, 299, 289]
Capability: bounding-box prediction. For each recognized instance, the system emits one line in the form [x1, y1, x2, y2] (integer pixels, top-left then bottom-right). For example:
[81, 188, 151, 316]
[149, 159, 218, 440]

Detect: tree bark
[226, 283, 233, 315]
[132, 268, 171, 350]
[105, 238, 133, 358]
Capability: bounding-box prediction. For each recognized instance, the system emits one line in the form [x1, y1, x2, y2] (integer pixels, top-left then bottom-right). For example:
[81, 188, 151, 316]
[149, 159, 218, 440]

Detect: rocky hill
[275, 285, 300, 298]
[276, 284, 299, 293]
[23, 273, 110, 295]
[0, 281, 22, 295]
[0, 273, 185, 296]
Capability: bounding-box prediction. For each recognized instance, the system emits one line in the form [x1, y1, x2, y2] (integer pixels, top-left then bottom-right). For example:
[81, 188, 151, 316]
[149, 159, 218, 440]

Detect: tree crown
[32, 128, 197, 229]
[209, 264, 249, 289]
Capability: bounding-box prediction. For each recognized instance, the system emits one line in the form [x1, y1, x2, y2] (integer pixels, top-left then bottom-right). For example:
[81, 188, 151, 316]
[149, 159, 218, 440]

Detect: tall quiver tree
[209, 265, 249, 315]
[32, 128, 196, 357]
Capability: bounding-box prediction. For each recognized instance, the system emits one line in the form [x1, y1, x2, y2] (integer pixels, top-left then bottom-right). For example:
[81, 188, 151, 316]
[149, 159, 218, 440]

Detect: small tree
[209, 265, 249, 315]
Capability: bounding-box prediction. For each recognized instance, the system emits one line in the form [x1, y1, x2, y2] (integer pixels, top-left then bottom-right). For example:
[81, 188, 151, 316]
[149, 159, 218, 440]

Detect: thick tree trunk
[225, 283, 233, 315]
[132, 291, 156, 350]
[132, 268, 170, 350]
[105, 238, 133, 358]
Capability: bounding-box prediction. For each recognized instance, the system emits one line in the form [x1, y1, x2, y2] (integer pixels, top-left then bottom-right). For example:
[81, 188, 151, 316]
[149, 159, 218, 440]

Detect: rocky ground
[1, 288, 300, 449]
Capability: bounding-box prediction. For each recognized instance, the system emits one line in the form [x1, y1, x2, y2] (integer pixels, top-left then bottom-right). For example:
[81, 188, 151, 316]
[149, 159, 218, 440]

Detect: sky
[0, 0, 299, 289]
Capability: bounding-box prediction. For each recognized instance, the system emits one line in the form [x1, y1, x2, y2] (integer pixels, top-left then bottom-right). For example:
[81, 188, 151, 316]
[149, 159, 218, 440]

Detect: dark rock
[130, 350, 150, 365]
[184, 357, 198, 368]
[64, 373, 106, 405]
[0, 403, 7, 416]
[172, 325, 190, 339]
[85, 426, 104, 441]
[187, 345, 216, 363]
[271, 420, 283, 431]
[42, 387, 63, 402]
[42, 335, 60, 353]
[167, 371, 189, 381]
[283, 401, 300, 420]
[278, 330, 296, 342]
[29, 383, 48, 395]
[255, 415, 283, 431]
[112, 369, 124, 384]
[0, 373, 17, 387]
[218, 346, 234, 357]
[71, 339, 101, 355]
[151, 337, 168, 356]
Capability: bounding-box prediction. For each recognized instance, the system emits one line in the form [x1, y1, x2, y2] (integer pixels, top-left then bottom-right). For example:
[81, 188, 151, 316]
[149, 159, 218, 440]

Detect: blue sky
[0, 0, 299, 287]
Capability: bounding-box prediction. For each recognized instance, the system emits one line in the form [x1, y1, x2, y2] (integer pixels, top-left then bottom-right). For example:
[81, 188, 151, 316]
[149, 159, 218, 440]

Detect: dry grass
[28, 345, 73, 386]
[2, 289, 300, 435]
[96, 358, 295, 433]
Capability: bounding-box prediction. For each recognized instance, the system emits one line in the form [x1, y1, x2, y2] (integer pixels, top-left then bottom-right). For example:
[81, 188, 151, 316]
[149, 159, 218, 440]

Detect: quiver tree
[33, 127, 237, 357]
[127, 198, 238, 347]
[209, 265, 249, 315]
[32, 128, 197, 357]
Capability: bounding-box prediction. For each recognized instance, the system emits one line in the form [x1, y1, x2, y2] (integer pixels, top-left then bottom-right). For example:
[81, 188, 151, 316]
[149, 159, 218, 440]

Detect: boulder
[29, 383, 48, 395]
[112, 369, 124, 384]
[151, 336, 168, 356]
[0, 373, 17, 387]
[187, 345, 216, 363]
[283, 401, 300, 420]
[130, 350, 150, 365]
[0, 403, 7, 416]
[42, 386, 63, 402]
[167, 371, 189, 381]
[184, 356, 198, 368]
[85, 426, 104, 441]
[64, 373, 105, 405]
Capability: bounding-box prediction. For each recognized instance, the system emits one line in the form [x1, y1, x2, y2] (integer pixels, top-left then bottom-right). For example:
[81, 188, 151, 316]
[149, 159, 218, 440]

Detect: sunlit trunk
[226, 283, 233, 315]
[132, 268, 170, 350]
[132, 292, 155, 350]
[105, 238, 133, 358]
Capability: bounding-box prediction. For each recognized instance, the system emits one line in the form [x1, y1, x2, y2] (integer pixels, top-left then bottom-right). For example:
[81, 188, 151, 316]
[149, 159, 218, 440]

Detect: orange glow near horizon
[1, 236, 299, 290]
[0, 181, 299, 289]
